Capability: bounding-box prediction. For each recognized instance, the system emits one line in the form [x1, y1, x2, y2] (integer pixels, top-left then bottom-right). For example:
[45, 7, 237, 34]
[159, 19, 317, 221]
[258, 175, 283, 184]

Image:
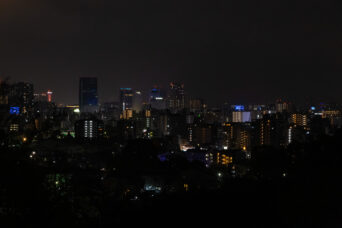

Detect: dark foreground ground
[2, 178, 341, 228]
[2, 131, 342, 227]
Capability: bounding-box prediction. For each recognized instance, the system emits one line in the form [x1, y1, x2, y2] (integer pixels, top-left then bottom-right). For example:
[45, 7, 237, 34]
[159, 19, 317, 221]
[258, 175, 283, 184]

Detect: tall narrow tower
[79, 77, 98, 113]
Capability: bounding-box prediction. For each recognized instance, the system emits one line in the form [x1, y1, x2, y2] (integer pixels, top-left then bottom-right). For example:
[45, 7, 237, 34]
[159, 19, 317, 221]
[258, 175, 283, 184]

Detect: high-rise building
[121, 109, 133, 120]
[132, 90, 143, 113]
[0, 79, 10, 105]
[290, 114, 308, 127]
[232, 111, 251, 123]
[34, 92, 47, 102]
[34, 90, 53, 103]
[47, 90, 53, 103]
[234, 124, 251, 151]
[9, 82, 34, 114]
[100, 102, 121, 121]
[254, 114, 288, 148]
[276, 100, 288, 113]
[75, 118, 104, 140]
[79, 77, 98, 113]
[221, 122, 251, 151]
[276, 99, 294, 113]
[189, 98, 204, 113]
[120, 88, 133, 111]
[221, 123, 234, 150]
[257, 117, 273, 146]
[150, 87, 166, 110]
[167, 82, 185, 112]
[150, 87, 163, 101]
[155, 113, 169, 136]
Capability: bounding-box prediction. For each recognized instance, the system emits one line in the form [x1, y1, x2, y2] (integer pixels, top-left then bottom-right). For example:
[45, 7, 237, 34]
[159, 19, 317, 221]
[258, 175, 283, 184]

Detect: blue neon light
[234, 105, 245, 111]
[10, 107, 20, 115]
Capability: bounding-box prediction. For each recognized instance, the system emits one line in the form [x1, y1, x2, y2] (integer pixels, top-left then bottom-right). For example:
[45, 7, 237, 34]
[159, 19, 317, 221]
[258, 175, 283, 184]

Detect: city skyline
[1, 1, 342, 226]
[1, 0, 342, 105]
[0, 76, 340, 107]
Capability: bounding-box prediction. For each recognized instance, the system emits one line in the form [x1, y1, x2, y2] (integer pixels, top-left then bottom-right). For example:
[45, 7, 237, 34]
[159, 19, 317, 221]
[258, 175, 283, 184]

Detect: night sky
[1, 0, 342, 106]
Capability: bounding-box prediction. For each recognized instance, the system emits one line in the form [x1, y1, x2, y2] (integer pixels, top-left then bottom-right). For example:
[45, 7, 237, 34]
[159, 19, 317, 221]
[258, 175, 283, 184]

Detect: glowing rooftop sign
[234, 105, 245, 111]
[10, 107, 20, 115]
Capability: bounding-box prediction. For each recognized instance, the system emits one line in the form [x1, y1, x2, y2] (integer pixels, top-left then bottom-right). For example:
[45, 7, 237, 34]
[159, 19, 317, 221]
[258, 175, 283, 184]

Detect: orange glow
[184, 184, 189, 192]
[47, 90, 52, 102]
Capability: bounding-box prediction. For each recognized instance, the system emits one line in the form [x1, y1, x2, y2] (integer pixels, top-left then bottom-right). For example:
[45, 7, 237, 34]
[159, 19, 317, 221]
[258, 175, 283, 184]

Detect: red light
[47, 90, 53, 102]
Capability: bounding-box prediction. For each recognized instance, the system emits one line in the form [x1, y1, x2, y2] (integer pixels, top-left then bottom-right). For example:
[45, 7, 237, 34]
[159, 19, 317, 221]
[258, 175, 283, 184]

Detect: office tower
[189, 98, 204, 113]
[132, 90, 143, 113]
[120, 88, 133, 111]
[0, 78, 10, 105]
[101, 102, 121, 121]
[167, 82, 185, 113]
[150, 87, 166, 110]
[79, 77, 98, 113]
[150, 87, 163, 101]
[9, 82, 34, 114]
[47, 90, 53, 102]
[34, 90, 53, 103]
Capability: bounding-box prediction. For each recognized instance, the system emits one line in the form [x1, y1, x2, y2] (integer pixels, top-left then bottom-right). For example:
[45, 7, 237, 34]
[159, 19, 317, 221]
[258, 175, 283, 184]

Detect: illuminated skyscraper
[232, 111, 251, 123]
[34, 90, 53, 103]
[120, 88, 133, 111]
[231, 105, 251, 123]
[276, 99, 294, 113]
[167, 82, 185, 113]
[132, 90, 143, 112]
[276, 100, 288, 113]
[150, 87, 166, 110]
[9, 82, 34, 113]
[47, 90, 53, 102]
[150, 87, 163, 101]
[291, 114, 308, 127]
[79, 77, 98, 113]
